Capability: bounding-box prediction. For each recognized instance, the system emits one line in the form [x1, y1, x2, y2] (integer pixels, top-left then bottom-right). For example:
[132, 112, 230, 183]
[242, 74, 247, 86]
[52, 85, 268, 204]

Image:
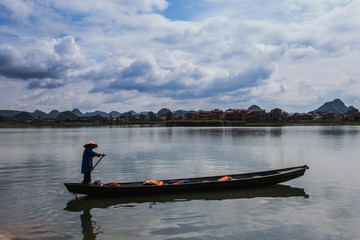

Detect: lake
[0, 126, 359, 240]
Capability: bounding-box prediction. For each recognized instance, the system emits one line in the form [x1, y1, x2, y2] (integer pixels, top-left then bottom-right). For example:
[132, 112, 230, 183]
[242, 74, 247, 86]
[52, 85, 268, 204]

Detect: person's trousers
[82, 171, 91, 184]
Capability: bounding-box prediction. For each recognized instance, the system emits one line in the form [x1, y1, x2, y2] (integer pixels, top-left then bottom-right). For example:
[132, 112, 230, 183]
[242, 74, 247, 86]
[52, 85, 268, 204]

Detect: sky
[0, 0, 359, 113]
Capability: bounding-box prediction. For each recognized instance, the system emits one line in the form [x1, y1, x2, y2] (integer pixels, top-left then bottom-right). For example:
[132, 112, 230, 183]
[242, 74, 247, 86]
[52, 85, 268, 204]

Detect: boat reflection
[65, 184, 308, 212]
[64, 184, 309, 240]
[64, 184, 307, 240]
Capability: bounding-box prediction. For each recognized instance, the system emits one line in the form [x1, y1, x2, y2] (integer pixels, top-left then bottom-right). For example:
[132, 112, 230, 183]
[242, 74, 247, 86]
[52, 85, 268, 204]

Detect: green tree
[139, 114, 146, 121]
[120, 112, 133, 121]
[148, 111, 157, 121]
[166, 111, 173, 121]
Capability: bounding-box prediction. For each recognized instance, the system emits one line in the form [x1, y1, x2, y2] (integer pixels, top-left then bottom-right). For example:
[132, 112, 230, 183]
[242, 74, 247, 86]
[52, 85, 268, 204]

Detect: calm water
[0, 126, 359, 240]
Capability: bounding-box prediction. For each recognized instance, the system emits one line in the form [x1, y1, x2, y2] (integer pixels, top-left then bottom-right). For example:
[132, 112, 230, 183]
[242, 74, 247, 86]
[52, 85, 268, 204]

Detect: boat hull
[64, 165, 308, 197]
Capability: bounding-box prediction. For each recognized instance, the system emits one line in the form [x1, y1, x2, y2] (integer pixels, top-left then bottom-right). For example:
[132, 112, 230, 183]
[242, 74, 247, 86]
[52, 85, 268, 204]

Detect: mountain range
[0, 99, 356, 119]
[311, 99, 354, 114]
[0, 108, 174, 119]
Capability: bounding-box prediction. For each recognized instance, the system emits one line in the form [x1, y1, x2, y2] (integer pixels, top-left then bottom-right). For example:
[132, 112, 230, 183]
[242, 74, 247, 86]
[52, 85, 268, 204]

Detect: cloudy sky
[0, 0, 359, 113]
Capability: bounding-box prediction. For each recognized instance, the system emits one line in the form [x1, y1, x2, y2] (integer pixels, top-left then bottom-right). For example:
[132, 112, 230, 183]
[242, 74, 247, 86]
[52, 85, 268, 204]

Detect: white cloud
[0, 0, 359, 112]
[0, 0, 34, 22]
[0, 36, 92, 88]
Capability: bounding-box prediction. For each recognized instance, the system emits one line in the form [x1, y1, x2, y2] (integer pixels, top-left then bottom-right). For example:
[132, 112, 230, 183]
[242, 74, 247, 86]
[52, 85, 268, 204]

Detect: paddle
[91, 154, 105, 172]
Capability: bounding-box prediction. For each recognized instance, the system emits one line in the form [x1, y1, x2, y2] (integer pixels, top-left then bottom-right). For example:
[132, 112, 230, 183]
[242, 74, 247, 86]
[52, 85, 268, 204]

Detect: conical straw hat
[84, 140, 98, 148]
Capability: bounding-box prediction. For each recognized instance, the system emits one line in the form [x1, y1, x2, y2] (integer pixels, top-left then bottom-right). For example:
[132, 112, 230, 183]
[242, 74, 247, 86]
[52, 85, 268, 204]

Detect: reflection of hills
[320, 127, 359, 136]
[65, 185, 307, 212]
[187, 128, 283, 138]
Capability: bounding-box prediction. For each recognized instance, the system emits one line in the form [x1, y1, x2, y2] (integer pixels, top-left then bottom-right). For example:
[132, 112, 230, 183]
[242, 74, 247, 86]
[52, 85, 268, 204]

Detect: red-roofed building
[185, 111, 199, 120]
[199, 111, 212, 120]
[211, 109, 224, 120]
[245, 110, 266, 122]
[225, 109, 247, 121]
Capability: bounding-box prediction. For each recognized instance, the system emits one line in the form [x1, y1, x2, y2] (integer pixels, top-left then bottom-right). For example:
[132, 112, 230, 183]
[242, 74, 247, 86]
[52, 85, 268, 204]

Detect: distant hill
[157, 108, 171, 117]
[348, 106, 359, 112]
[174, 110, 189, 117]
[0, 110, 62, 119]
[312, 99, 350, 114]
[109, 111, 122, 117]
[84, 111, 108, 117]
[126, 110, 137, 115]
[32, 110, 48, 118]
[48, 110, 60, 119]
[248, 105, 262, 110]
[0, 110, 22, 118]
[57, 111, 78, 120]
[14, 112, 34, 120]
[72, 108, 83, 117]
[1, 99, 356, 120]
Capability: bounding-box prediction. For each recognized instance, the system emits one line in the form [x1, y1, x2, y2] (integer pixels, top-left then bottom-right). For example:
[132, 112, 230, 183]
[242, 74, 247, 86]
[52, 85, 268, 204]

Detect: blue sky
[161, 0, 220, 21]
[0, 0, 359, 113]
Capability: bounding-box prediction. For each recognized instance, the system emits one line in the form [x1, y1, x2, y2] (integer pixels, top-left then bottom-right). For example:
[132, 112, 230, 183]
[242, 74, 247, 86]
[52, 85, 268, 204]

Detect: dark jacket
[81, 148, 97, 173]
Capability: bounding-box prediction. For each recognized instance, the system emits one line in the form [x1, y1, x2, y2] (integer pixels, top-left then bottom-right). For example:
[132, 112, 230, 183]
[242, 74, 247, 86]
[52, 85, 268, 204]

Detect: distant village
[1, 99, 360, 125]
[181, 107, 360, 122]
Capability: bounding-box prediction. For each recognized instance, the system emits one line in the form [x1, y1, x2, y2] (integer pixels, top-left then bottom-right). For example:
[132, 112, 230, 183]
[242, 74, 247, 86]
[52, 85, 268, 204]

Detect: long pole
[91, 155, 105, 172]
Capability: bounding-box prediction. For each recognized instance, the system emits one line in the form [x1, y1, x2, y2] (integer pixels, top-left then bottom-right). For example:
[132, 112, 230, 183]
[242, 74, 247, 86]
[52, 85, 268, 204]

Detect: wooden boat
[64, 165, 309, 197]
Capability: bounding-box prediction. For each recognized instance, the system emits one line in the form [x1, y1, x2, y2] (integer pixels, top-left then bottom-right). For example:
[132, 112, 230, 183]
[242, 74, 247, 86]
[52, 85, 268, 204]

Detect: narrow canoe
[64, 165, 309, 197]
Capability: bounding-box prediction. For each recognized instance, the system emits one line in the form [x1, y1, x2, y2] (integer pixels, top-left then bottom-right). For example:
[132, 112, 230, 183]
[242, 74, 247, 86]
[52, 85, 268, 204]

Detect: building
[211, 109, 224, 120]
[267, 108, 283, 122]
[225, 109, 247, 121]
[185, 111, 199, 120]
[198, 111, 212, 120]
[245, 110, 266, 122]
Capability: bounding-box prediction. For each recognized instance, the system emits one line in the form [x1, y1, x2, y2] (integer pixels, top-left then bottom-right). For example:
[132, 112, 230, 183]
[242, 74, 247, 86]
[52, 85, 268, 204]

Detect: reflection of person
[81, 141, 106, 185]
[81, 208, 100, 240]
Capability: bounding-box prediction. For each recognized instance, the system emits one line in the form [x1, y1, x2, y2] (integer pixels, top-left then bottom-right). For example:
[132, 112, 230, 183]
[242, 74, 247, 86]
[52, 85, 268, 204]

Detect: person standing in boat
[81, 141, 106, 185]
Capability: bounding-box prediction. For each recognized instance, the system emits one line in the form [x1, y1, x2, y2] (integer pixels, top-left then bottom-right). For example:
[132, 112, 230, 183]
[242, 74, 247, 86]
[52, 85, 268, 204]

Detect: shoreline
[1, 120, 360, 128]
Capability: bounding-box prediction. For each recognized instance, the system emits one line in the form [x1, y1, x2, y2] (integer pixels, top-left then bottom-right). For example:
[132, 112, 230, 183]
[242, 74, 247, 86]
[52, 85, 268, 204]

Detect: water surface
[0, 126, 359, 239]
